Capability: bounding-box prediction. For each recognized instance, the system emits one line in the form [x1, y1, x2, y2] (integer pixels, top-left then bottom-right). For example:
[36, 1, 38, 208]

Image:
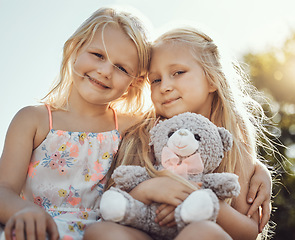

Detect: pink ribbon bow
[161, 146, 204, 178]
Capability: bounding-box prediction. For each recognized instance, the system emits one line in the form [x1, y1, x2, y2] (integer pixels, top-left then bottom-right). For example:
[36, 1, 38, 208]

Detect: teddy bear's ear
[149, 118, 164, 146]
[218, 127, 233, 152]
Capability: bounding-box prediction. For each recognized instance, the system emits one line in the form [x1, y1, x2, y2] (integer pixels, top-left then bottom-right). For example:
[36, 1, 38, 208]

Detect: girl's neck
[68, 93, 111, 118]
[52, 103, 115, 133]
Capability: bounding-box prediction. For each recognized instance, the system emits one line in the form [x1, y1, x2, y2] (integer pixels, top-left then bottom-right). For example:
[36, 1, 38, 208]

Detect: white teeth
[87, 75, 108, 88]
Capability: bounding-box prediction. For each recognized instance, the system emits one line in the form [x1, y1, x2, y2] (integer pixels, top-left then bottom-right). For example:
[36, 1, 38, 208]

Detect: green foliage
[243, 32, 295, 240]
[244, 34, 295, 104]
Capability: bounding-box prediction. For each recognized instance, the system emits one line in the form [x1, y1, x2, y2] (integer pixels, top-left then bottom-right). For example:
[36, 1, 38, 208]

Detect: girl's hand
[4, 206, 59, 240]
[153, 181, 202, 227]
[155, 204, 176, 227]
[246, 161, 272, 232]
[130, 176, 194, 206]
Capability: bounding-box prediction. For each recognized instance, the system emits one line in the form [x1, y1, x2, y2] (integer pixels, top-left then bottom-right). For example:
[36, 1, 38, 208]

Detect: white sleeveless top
[21, 105, 121, 239]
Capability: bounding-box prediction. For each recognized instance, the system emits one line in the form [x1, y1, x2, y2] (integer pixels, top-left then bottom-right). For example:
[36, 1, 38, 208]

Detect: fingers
[247, 182, 259, 204]
[4, 210, 58, 240]
[14, 218, 26, 240]
[5, 217, 36, 240]
[259, 201, 271, 233]
[35, 216, 46, 240]
[138, 177, 194, 206]
[162, 190, 190, 206]
[169, 192, 190, 206]
[4, 218, 15, 240]
[25, 218, 36, 240]
[46, 216, 59, 240]
[159, 211, 176, 227]
[155, 205, 173, 222]
[176, 191, 191, 203]
[247, 194, 264, 217]
[156, 204, 167, 214]
[166, 221, 177, 227]
[155, 205, 176, 226]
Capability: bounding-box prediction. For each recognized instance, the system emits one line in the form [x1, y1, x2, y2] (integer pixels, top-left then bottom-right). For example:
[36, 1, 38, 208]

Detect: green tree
[243, 32, 295, 240]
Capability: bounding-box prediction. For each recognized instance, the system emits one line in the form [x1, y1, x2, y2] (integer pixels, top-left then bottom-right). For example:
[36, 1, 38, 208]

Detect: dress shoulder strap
[45, 104, 53, 130]
[110, 107, 118, 131]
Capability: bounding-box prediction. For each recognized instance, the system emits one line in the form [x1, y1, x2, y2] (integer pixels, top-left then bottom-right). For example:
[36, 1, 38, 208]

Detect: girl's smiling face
[149, 41, 216, 119]
[72, 23, 139, 106]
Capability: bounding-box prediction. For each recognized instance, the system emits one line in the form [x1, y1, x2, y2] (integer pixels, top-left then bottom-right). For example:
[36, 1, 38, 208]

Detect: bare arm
[247, 160, 272, 232]
[216, 158, 259, 240]
[0, 107, 39, 222]
[0, 106, 58, 240]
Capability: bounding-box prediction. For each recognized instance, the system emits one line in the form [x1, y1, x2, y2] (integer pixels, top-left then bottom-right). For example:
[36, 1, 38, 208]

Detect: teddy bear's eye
[168, 131, 175, 138]
[194, 134, 201, 141]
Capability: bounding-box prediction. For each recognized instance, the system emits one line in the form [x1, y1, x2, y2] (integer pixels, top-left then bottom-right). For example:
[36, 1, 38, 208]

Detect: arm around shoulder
[216, 157, 260, 240]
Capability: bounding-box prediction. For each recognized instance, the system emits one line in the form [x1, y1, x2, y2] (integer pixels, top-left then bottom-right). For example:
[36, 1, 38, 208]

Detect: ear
[209, 83, 217, 93]
[218, 127, 233, 152]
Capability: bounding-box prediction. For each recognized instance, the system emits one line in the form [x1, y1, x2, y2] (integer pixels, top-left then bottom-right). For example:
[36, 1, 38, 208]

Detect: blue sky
[1, 0, 295, 153]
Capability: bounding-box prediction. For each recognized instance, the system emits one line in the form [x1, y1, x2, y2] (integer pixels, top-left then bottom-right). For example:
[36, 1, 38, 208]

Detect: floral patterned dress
[5, 105, 121, 239]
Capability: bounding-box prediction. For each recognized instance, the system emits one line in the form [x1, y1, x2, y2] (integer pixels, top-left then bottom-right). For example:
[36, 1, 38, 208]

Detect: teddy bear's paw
[100, 190, 128, 222]
[180, 190, 215, 223]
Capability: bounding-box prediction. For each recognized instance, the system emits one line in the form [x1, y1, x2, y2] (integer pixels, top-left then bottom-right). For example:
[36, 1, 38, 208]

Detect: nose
[178, 130, 188, 136]
[97, 60, 113, 79]
[159, 76, 173, 93]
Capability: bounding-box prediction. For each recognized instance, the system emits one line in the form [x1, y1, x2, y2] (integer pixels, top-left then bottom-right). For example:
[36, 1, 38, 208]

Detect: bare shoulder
[0, 105, 49, 192]
[10, 105, 45, 128]
[117, 113, 142, 134]
[11, 105, 50, 148]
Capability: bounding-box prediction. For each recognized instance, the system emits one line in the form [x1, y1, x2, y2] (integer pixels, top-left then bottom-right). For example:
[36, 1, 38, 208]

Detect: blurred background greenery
[243, 31, 295, 240]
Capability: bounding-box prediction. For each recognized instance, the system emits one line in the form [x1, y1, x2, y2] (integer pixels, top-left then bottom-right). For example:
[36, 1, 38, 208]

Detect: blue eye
[174, 71, 185, 76]
[92, 53, 104, 59]
[151, 79, 161, 84]
[116, 65, 128, 74]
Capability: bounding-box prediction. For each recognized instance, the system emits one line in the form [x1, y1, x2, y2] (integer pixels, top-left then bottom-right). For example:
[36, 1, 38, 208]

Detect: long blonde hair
[42, 7, 151, 114]
[106, 26, 269, 189]
[151, 27, 270, 176]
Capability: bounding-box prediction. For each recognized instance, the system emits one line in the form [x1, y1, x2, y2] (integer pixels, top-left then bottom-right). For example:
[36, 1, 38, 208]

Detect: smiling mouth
[86, 75, 110, 89]
[163, 98, 180, 105]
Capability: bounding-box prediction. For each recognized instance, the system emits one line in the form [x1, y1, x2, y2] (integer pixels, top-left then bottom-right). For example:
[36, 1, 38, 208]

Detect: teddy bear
[99, 112, 240, 240]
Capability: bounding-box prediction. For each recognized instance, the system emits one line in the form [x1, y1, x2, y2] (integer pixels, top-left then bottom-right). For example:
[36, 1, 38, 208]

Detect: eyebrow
[168, 63, 186, 68]
[149, 63, 186, 73]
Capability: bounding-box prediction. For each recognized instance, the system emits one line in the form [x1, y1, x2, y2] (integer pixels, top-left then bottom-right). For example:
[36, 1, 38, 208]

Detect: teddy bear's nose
[178, 130, 188, 136]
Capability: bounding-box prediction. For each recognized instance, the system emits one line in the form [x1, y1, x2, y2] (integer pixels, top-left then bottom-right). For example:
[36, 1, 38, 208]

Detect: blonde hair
[42, 7, 151, 114]
[105, 27, 273, 239]
[106, 27, 269, 189]
[151, 27, 271, 175]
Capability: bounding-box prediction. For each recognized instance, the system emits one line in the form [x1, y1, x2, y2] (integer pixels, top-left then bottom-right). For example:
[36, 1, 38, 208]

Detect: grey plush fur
[99, 112, 240, 240]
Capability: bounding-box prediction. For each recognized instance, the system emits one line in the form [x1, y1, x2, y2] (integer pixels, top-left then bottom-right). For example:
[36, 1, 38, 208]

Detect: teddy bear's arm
[112, 165, 151, 192]
[202, 172, 241, 199]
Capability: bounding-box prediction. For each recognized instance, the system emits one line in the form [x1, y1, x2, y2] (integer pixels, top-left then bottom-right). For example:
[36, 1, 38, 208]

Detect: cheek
[150, 91, 158, 106]
[74, 54, 89, 71]
[115, 77, 133, 92]
[150, 86, 158, 100]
